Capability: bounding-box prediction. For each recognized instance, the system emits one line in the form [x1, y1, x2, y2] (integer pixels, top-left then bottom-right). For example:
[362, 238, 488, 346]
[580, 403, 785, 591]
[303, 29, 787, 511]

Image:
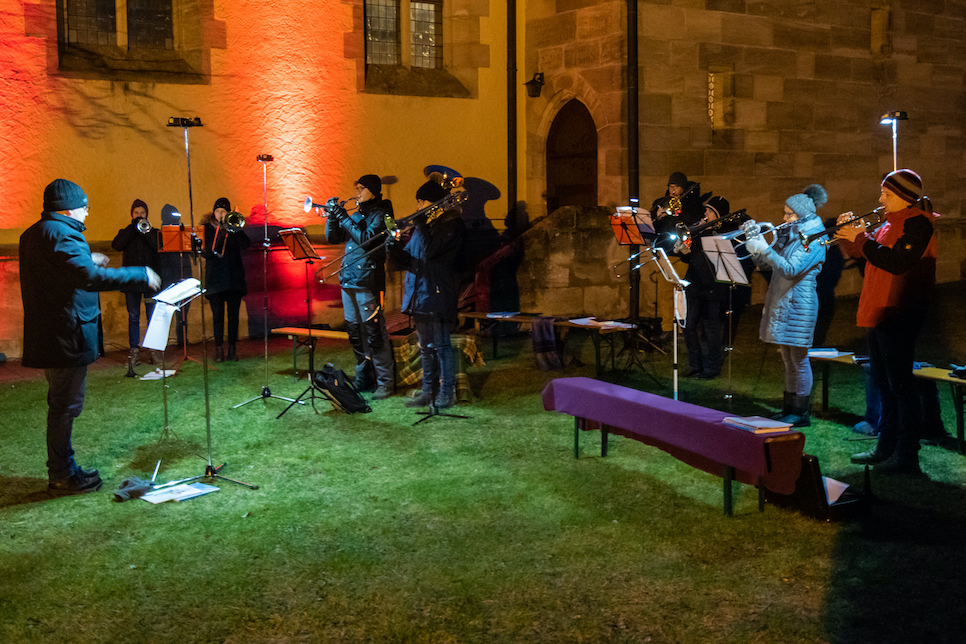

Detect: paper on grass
[142, 482, 219, 504]
[822, 477, 849, 505]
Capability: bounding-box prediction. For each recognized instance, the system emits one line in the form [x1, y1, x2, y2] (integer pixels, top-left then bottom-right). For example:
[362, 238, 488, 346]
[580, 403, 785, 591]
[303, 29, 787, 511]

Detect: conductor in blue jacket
[20, 179, 161, 495]
[388, 180, 466, 409]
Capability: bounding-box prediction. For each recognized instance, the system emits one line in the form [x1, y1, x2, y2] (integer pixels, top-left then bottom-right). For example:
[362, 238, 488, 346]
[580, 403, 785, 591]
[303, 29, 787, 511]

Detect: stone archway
[545, 99, 598, 214]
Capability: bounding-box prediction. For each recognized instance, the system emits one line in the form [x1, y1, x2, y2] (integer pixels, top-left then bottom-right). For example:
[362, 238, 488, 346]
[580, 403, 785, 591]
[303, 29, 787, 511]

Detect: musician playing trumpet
[744, 184, 828, 427]
[111, 198, 161, 376]
[203, 197, 251, 362]
[325, 175, 395, 399]
[836, 169, 938, 474]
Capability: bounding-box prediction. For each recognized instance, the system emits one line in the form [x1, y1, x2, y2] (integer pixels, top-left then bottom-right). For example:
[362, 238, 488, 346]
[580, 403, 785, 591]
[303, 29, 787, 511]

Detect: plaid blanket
[392, 332, 485, 402]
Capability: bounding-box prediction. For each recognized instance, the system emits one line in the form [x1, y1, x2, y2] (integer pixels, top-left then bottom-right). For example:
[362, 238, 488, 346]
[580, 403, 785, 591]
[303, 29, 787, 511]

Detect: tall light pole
[880, 110, 908, 171]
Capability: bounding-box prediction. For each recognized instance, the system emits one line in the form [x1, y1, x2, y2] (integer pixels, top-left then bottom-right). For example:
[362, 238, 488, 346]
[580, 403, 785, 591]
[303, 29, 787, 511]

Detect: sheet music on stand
[278, 228, 321, 261]
[701, 236, 749, 285]
[610, 206, 656, 245]
[143, 278, 203, 351]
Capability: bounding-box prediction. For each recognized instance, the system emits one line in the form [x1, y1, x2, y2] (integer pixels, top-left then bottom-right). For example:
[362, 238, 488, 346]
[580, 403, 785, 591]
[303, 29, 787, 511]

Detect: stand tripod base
[276, 382, 326, 419]
[413, 403, 470, 425]
[233, 386, 303, 409]
[185, 462, 259, 490]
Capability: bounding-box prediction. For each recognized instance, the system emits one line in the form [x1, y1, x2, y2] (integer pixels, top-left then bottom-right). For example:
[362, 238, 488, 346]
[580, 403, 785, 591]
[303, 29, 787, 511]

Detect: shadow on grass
[0, 476, 58, 509]
[127, 437, 204, 473]
[824, 476, 966, 643]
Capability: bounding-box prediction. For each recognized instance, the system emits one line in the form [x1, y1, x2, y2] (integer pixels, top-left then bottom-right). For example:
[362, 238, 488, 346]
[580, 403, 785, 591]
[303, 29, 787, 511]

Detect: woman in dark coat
[203, 197, 250, 362]
[388, 181, 466, 409]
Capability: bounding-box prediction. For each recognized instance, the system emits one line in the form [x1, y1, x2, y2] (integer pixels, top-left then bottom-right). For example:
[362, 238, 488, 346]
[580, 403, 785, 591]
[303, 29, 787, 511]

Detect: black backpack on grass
[313, 363, 371, 414]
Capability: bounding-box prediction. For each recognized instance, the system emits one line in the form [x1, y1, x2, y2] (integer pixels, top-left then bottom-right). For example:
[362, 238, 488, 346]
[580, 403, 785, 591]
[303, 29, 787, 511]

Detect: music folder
[701, 236, 749, 285]
[610, 206, 655, 245]
[160, 225, 203, 252]
[278, 228, 321, 261]
[143, 279, 203, 351]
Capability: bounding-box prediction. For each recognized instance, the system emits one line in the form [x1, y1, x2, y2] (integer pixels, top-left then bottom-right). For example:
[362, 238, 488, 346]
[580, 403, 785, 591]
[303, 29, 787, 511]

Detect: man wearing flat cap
[836, 169, 939, 474]
[325, 174, 395, 399]
[20, 179, 161, 495]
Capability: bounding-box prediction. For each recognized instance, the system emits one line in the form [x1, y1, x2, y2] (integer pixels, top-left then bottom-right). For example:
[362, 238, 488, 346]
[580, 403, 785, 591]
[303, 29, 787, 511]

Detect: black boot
[215, 346, 225, 363]
[779, 394, 811, 428]
[125, 347, 139, 378]
[227, 344, 238, 362]
[875, 443, 922, 475]
[771, 392, 793, 420]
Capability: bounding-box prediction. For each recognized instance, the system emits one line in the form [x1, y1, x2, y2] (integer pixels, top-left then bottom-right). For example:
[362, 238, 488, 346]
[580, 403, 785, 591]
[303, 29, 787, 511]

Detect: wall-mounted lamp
[880, 110, 908, 171]
[524, 72, 545, 98]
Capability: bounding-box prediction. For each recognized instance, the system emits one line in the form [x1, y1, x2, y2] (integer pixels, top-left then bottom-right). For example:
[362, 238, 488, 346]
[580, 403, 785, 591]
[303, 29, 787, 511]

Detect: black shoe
[874, 453, 923, 475]
[682, 367, 702, 378]
[227, 345, 238, 361]
[76, 465, 99, 478]
[49, 471, 103, 496]
[435, 391, 456, 409]
[851, 449, 889, 465]
[372, 385, 394, 400]
[215, 346, 225, 363]
[697, 370, 720, 380]
[406, 393, 433, 408]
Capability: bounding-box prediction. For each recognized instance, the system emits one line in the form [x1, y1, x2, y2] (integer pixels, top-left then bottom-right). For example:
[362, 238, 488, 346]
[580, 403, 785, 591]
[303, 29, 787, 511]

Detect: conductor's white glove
[744, 237, 768, 256]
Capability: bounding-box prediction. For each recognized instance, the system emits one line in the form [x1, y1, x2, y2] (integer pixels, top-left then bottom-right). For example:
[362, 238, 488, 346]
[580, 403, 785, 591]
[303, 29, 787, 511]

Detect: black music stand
[144, 278, 203, 442]
[160, 224, 208, 368]
[702, 235, 749, 410]
[611, 206, 665, 384]
[275, 228, 327, 418]
[168, 115, 257, 490]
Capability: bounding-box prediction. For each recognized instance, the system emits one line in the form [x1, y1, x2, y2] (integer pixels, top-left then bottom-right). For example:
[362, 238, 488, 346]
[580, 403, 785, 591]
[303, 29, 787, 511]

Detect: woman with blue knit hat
[745, 184, 828, 427]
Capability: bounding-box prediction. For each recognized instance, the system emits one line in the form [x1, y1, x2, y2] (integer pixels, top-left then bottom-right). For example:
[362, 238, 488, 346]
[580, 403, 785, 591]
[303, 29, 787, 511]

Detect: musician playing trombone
[387, 179, 466, 410]
[325, 175, 395, 399]
[835, 169, 938, 474]
[111, 198, 161, 376]
[744, 184, 828, 427]
[203, 197, 251, 362]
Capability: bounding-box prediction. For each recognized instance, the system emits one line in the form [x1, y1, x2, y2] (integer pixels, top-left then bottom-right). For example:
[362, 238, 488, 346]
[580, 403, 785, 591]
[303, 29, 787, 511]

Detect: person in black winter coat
[203, 197, 251, 362]
[388, 180, 466, 409]
[20, 179, 161, 495]
[111, 198, 161, 375]
[325, 174, 396, 398]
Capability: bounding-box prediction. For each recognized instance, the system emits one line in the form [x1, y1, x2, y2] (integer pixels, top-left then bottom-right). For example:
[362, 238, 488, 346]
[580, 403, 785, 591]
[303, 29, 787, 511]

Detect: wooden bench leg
[723, 465, 735, 517]
[758, 478, 765, 513]
[574, 418, 580, 459]
[601, 424, 609, 457]
[821, 362, 830, 412]
[951, 382, 965, 455]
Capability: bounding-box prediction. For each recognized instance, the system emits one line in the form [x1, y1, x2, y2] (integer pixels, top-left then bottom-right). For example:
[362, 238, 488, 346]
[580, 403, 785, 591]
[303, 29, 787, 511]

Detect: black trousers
[208, 292, 243, 347]
[868, 310, 923, 457]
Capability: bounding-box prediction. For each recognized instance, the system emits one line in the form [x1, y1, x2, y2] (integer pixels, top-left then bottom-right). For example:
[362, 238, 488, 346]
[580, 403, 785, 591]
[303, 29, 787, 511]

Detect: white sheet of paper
[143, 303, 175, 351]
[154, 278, 202, 305]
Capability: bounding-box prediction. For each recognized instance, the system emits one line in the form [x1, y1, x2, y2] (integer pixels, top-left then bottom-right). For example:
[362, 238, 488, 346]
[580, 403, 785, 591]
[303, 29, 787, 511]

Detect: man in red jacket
[836, 169, 938, 474]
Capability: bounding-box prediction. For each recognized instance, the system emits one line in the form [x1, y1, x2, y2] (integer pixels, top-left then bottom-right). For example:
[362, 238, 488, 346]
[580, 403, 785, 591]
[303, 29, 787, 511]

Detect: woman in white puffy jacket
[745, 184, 828, 427]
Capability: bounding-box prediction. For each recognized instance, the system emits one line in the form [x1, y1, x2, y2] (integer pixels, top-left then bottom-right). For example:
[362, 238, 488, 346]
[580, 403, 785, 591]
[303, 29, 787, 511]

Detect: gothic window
[410, 1, 442, 70]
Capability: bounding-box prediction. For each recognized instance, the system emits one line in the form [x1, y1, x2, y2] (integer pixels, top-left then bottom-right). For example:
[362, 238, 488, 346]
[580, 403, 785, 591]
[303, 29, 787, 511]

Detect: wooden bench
[272, 327, 349, 379]
[810, 351, 965, 454]
[542, 377, 805, 516]
[459, 312, 632, 376]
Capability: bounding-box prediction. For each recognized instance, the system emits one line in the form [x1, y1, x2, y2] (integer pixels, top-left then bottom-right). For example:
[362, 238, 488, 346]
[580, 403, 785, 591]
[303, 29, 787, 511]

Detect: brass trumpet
[303, 196, 357, 215]
[136, 218, 152, 234]
[799, 206, 884, 251]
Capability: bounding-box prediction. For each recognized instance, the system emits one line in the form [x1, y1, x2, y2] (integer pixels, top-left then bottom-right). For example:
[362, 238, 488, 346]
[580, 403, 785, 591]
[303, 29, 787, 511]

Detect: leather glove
[744, 236, 768, 256]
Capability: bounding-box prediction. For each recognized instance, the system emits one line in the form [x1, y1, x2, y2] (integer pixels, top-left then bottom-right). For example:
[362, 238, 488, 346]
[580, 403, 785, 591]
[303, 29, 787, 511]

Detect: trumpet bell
[303, 196, 317, 213]
[136, 218, 152, 234]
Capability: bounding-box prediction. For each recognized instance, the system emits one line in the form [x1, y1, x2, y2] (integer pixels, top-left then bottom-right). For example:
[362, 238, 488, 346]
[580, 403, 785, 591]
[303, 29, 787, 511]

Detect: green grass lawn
[2, 286, 965, 643]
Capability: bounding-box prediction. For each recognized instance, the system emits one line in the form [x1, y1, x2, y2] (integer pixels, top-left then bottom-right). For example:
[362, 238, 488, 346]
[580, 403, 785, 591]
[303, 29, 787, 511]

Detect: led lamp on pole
[880, 110, 908, 172]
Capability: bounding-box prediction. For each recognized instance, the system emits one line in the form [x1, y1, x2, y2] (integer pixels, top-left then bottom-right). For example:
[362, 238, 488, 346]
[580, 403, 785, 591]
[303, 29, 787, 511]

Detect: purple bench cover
[542, 377, 804, 495]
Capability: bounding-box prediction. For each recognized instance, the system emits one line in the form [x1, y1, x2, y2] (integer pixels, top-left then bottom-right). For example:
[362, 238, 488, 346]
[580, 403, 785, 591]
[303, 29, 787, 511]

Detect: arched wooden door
[546, 99, 598, 213]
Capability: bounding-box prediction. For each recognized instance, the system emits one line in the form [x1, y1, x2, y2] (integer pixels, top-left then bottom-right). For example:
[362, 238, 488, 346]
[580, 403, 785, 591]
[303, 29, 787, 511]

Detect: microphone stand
[168, 116, 257, 490]
[234, 154, 299, 409]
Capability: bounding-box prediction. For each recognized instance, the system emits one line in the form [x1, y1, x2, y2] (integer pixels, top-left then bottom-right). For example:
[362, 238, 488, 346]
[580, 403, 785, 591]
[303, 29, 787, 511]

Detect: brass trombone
[212, 211, 245, 257]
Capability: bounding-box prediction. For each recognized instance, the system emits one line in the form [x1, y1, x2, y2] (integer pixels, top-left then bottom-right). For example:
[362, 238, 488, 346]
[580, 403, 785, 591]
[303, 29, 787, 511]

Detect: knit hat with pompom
[785, 184, 828, 219]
